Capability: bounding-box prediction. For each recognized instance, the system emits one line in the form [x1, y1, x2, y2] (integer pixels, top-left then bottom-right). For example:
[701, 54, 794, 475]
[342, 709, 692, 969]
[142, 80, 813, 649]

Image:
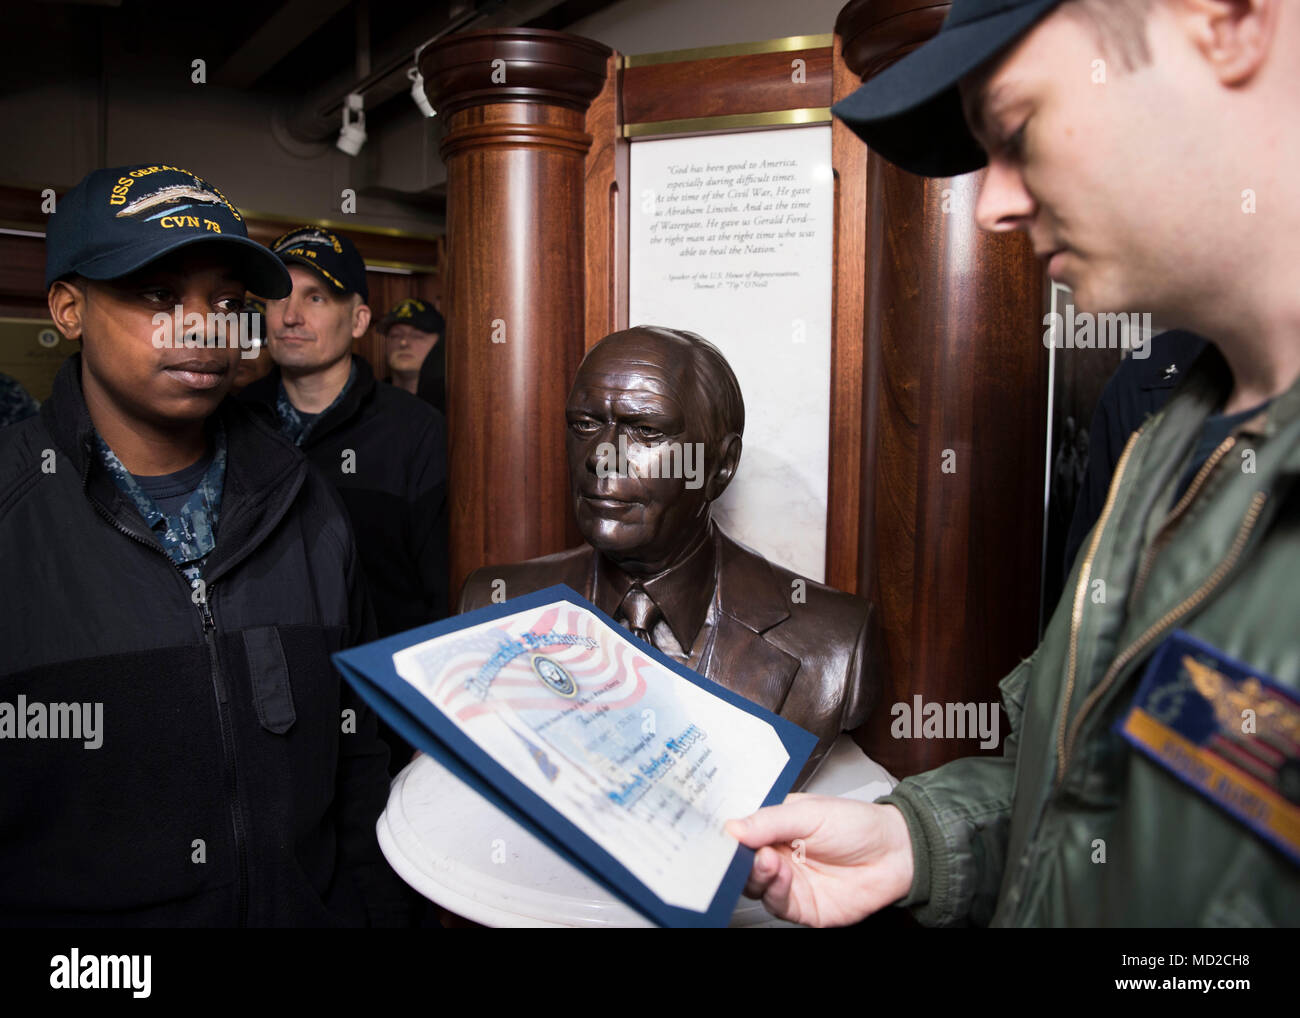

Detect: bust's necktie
[617, 587, 662, 649]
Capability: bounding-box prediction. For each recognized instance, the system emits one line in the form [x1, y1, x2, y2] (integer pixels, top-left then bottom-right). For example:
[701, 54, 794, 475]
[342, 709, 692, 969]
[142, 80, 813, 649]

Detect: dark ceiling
[0, 0, 618, 112]
[0, 0, 620, 216]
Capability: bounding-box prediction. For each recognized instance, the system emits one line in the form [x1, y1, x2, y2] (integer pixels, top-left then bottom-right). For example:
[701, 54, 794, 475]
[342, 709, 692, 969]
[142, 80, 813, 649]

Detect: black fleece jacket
[0, 355, 413, 926]
[240, 355, 449, 637]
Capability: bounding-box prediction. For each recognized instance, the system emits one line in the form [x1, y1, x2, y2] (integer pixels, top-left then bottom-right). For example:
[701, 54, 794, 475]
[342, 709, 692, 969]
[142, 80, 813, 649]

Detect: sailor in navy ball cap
[732, 0, 1300, 928]
[378, 297, 445, 403]
[0, 164, 414, 924]
[832, 0, 1065, 178]
[243, 223, 450, 775]
[269, 224, 369, 303]
[45, 163, 290, 298]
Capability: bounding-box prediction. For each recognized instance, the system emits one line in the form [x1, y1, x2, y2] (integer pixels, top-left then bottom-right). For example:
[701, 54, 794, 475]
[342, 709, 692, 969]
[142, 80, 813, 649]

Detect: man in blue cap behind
[730, 0, 1300, 926]
[0, 164, 413, 925]
[240, 227, 449, 776]
[377, 297, 445, 413]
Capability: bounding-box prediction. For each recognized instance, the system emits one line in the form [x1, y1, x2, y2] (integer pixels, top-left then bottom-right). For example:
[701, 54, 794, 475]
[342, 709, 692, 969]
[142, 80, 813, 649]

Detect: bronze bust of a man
[459, 326, 879, 787]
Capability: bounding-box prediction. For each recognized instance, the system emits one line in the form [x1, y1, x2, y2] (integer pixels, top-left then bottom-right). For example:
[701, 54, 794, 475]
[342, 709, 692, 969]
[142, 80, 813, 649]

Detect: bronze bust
[459, 326, 879, 787]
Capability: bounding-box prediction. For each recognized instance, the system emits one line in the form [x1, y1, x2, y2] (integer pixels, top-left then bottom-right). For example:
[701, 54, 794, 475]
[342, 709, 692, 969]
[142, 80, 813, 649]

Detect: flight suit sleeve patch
[1115, 629, 1300, 865]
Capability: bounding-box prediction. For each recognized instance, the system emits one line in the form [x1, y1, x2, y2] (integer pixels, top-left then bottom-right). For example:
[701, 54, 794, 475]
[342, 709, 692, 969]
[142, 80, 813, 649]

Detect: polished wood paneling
[827, 32, 869, 597]
[0, 234, 50, 317]
[838, 0, 1049, 777]
[422, 29, 611, 597]
[0, 186, 446, 322]
[591, 42, 863, 595]
[0, 185, 55, 231]
[623, 48, 832, 126]
[839, 0, 947, 80]
[583, 52, 629, 350]
[0, 188, 60, 317]
[356, 270, 443, 381]
[0, 186, 445, 268]
[244, 220, 444, 272]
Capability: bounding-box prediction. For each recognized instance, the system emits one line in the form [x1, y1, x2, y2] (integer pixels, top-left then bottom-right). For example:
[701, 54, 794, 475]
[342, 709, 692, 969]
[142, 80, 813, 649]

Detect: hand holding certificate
[333, 585, 816, 927]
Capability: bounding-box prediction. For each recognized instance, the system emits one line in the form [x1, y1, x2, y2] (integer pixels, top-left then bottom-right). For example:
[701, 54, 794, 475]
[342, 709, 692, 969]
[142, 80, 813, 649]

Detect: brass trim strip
[237, 209, 443, 243]
[624, 34, 833, 67]
[365, 259, 439, 274]
[624, 107, 831, 138]
[0, 215, 443, 245]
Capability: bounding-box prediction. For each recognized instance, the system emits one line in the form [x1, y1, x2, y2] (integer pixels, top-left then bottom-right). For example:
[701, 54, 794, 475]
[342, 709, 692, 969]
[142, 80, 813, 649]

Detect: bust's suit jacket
[459, 528, 879, 787]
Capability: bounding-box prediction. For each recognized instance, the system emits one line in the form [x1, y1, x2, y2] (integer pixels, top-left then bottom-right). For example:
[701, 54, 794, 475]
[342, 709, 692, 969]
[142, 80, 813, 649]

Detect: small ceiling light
[337, 93, 367, 156]
[408, 67, 436, 119]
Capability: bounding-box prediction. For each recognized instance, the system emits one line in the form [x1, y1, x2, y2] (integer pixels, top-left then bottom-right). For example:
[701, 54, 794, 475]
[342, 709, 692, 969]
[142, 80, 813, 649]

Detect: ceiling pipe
[278, 1, 499, 147]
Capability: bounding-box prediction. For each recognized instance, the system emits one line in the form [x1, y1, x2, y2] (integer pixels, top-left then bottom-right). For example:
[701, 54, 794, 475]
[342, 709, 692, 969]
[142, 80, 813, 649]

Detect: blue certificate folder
[333, 583, 816, 928]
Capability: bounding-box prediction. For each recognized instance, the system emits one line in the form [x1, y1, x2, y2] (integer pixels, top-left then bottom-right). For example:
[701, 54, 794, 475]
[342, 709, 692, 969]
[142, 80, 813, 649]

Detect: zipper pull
[195, 586, 229, 704]
[195, 586, 215, 631]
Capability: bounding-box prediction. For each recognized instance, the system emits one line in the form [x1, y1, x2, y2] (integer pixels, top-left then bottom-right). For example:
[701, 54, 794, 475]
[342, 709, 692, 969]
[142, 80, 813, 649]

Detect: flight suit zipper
[84, 473, 250, 926]
[1127, 435, 1238, 605]
[1056, 428, 1144, 783]
[1056, 490, 1266, 790]
[1053, 421, 1267, 789]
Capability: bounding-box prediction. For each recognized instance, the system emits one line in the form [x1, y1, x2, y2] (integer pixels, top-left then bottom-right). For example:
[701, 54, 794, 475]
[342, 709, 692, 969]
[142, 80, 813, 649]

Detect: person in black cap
[230, 295, 273, 392]
[240, 226, 449, 773]
[378, 297, 446, 414]
[0, 164, 413, 925]
[731, 0, 1300, 927]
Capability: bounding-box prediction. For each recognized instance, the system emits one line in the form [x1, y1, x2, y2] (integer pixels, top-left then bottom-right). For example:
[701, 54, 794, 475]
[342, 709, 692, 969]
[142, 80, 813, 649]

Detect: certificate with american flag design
[333, 584, 815, 927]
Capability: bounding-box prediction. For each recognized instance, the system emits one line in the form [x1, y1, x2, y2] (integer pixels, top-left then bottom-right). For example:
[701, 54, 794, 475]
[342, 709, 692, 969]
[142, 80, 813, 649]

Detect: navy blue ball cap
[44, 164, 291, 298]
[270, 225, 369, 304]
[832, 0, 1063, 178]
[378, 297, 444, 336]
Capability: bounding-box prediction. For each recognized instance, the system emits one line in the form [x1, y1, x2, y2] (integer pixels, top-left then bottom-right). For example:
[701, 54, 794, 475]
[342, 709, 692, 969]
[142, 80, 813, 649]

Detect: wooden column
[836, 0, 1049, 777]
[421, 29, 612, 596]
[582, 52, 628, 352]
[828, 30, 869, 596]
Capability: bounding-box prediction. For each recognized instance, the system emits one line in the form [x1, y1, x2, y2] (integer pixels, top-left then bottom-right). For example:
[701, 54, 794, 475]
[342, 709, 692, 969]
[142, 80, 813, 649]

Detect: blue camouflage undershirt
[0, 373, 39, 429]
[275, 362, 356, 446]
[95, 423, 227, 587]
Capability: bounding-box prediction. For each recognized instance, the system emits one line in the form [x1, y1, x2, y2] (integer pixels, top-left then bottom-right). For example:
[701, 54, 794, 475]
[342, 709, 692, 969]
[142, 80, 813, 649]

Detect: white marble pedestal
[377, 734, 897, 928]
